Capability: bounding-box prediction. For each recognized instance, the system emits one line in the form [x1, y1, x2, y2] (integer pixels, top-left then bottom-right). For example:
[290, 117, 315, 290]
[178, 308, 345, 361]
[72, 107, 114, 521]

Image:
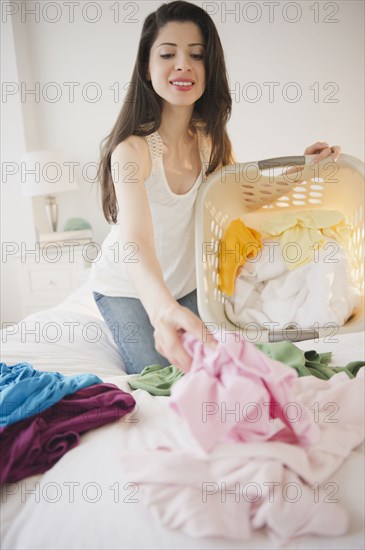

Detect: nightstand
[16, 242, 97, 317]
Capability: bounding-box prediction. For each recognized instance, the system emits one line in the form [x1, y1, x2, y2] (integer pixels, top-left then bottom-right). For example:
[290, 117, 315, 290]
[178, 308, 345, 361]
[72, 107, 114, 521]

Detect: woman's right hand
[153, 302, 216, 373]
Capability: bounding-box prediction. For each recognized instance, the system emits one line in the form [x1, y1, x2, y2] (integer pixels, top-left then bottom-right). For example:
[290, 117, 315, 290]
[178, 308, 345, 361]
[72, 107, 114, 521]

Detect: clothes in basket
[221, 211, 360, 329]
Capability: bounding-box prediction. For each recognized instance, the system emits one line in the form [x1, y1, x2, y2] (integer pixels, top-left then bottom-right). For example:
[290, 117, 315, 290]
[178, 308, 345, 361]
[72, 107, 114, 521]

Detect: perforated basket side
[195, 153, 365, 342]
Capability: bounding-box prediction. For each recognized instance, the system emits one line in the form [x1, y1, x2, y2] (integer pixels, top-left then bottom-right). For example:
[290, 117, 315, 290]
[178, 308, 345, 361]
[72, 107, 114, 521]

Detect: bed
[1, 276, 364, 550]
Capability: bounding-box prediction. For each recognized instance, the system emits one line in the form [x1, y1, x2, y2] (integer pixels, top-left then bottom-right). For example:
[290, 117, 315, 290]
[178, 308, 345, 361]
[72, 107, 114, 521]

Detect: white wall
[1, 0, 364, 323]
[1, 4, 38, 324]
[220, 1, 364, 162]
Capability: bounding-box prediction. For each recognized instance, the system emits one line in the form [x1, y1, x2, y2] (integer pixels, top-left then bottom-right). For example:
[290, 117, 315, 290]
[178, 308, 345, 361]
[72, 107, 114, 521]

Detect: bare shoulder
[111, 135, 151, 182]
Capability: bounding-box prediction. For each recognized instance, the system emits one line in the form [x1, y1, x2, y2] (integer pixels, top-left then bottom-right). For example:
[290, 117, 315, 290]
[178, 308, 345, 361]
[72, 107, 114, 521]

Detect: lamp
[20, 150, 78, 232]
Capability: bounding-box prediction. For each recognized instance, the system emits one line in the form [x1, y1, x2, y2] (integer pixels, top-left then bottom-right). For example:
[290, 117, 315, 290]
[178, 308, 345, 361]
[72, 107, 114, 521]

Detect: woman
[91, 0, 340, 374]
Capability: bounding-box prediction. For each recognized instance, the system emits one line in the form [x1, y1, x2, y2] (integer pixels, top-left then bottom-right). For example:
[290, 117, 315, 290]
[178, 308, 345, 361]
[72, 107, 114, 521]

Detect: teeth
[171, 81, 193, 86]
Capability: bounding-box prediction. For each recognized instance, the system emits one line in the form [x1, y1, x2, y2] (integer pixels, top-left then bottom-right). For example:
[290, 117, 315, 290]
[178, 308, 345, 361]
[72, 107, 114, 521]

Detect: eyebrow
[157, 42, 204, 48]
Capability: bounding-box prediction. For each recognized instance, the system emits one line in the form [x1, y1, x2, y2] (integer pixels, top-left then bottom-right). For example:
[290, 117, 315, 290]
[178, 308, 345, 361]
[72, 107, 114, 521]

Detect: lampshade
[21, 150, 78, 198]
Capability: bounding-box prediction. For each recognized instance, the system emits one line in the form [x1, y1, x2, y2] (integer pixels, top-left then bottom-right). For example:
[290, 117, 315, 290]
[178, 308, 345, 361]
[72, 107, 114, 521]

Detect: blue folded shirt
[0, 362, 102, 427]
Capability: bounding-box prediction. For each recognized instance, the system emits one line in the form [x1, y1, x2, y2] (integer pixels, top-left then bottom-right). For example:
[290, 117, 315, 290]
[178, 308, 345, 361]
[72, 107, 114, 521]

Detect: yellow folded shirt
[218, 218, 262, 296]
[260, 210, 351, 270]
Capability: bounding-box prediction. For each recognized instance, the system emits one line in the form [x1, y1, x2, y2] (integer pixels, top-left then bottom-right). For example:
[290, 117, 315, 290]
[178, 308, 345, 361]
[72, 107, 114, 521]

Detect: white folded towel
[225, 240, 360, 329]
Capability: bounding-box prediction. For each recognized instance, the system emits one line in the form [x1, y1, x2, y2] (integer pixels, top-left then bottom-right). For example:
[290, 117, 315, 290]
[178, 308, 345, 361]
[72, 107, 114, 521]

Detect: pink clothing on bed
[169, 331, 320, 452]
[121, 369, 365, 543]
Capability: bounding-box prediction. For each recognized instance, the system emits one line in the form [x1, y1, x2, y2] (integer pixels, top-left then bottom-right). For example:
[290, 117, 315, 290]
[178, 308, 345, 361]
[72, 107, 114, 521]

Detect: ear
[146, 70, 151, 81]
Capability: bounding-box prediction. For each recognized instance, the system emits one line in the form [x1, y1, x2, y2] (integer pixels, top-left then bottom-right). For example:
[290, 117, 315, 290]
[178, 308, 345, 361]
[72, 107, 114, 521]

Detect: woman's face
[147, 21, 206, 108]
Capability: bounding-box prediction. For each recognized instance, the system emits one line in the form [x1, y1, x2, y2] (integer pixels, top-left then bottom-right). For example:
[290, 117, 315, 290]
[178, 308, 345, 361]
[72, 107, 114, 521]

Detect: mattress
[1, 278, 364, 550]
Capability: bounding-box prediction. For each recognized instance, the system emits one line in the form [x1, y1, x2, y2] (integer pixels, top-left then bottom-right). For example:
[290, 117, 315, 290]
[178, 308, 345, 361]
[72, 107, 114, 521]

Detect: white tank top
[90, 128, 211, 299]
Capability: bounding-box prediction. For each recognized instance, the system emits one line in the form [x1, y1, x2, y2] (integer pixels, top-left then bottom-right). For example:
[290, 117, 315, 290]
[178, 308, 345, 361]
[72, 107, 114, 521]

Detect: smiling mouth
[170, 81, 195, 87]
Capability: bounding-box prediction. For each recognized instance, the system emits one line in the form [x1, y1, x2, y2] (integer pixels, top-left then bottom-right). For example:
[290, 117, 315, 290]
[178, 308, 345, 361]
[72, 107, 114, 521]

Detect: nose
[175, 54, 192, 72]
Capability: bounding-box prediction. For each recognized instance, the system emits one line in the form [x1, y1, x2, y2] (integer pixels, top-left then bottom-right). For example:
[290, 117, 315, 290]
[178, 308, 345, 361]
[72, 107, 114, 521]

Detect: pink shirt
[169, 331, 320, 452]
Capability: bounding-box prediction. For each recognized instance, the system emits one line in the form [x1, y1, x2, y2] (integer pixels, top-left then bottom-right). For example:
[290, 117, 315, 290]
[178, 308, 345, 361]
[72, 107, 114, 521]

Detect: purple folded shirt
[0, 383, 135, 484]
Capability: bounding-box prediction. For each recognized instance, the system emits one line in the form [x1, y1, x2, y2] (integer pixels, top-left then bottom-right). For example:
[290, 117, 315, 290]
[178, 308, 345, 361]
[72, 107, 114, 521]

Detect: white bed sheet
[1, 280, 126, 378]
[1, 280, 364, 550]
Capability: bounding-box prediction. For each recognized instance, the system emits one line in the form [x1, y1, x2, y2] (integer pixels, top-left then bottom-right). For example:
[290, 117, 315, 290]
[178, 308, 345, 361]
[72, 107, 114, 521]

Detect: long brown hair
[98, 0, 234, 223]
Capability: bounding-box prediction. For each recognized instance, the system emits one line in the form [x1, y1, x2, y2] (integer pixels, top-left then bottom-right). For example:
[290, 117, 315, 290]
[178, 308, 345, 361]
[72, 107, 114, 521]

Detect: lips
[169, 80, 195, 91]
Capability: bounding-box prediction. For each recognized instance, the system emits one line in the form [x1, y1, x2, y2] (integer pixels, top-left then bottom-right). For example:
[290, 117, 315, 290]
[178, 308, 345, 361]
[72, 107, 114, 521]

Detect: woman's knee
[92, 293, 169, 374]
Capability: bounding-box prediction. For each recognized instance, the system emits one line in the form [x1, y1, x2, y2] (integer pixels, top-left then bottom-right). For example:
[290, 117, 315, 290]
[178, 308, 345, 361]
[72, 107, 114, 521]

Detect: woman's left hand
[304, 141, 341, 162]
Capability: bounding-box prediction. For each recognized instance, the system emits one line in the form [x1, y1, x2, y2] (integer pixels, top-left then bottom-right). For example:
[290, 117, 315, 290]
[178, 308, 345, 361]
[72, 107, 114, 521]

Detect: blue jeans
[93, 290, 201, 374]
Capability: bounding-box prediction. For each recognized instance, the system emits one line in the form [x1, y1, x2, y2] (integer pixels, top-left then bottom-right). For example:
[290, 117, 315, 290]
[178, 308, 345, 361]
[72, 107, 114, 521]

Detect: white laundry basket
[195, 153, 365, 343]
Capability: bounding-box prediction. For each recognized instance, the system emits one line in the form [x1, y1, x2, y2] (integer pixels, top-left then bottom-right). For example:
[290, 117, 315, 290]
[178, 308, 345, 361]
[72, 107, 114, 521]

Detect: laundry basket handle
[258, 155, 309, 170]
[268, 328, 320, 343]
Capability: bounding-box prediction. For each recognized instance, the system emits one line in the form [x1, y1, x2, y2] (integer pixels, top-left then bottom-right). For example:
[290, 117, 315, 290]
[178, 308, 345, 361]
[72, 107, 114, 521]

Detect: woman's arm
[111, 137, 211, 371]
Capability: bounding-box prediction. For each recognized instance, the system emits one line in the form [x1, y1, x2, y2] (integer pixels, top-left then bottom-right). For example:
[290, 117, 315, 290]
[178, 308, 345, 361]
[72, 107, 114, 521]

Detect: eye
[160, 54, 174, 59]
[191, 54, 204, 60]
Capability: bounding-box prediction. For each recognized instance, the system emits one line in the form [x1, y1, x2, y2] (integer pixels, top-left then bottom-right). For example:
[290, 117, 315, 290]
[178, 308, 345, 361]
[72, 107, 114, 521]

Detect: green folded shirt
[256, 342, 365, 380]
[127, 364, 184, 396]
